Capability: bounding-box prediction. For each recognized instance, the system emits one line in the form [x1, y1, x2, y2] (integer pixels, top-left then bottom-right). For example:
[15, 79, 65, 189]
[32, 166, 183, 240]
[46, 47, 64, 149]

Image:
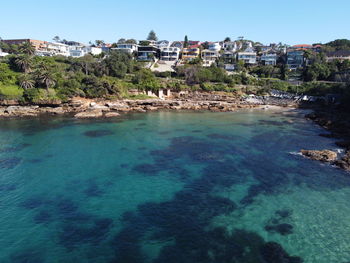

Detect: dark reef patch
[83, 129, 114, 137]
[84, 181, 104, 197]
[0, 143, 31, 153]
[261, 242, 303, 263]
[10, 249, 45, 263]
[120, 163, 129, 168]
[20, 196, 49, 210]
[59, 217, 113, 249]
[34, 210, 52, 224]
[0, 183, 17, 191]
[0, 157, 21, 170]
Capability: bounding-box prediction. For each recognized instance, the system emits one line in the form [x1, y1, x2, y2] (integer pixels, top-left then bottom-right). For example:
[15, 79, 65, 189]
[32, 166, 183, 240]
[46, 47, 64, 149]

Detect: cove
[0, 109, 349, 263]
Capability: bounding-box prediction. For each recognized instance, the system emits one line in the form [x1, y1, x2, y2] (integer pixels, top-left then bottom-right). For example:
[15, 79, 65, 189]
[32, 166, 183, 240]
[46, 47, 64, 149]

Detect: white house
[208, 42, 221, 51]
[156, 40, 170, 49]
[69, 46, 102, 57]
[237, 48, 257, 64]
[112, 43, 138, 54]
[160, 47, 180, 61]
[0, 49, 9, 57]
[201, 49, 219, 67]
[46, 42, 70, 56]
[260, 52, 278, 65]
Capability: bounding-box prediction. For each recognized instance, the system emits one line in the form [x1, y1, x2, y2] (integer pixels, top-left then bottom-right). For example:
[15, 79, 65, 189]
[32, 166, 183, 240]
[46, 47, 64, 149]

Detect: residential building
[112, 43, 138, 54]
[68, 45, 102, 57]
[223, 41, 238, 51]
[45, 42, 70, 56]
[160, 47, 180, 61]
[222, 51, 236, 64]
[237, 48, 257, 64]
[170, 41, 183, 49]
[287, 50, 305, 69]
[181, 47, 200, 63]
[260, 52, 278, 65]
[156, 40, 170, 49]
[208, 42, 221, 51]
[2, 39, 47, 51]
[85, 46, 102, 56]
[69, 45, 86, 57]
[326, 50, 350, 62]
[137, 46, 160, 61]
[0, 49, 9, 57]
[201, 49, 219, 67]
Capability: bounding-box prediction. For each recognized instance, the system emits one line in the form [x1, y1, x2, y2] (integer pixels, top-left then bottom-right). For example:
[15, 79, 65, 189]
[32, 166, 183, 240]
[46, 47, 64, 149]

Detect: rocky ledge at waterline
[0, 98, 264, 118]
[301, 149, 350, 172]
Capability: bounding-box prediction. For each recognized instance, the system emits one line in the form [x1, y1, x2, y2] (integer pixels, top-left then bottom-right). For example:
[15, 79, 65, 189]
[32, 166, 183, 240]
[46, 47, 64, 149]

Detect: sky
[1, 0, 349, 45]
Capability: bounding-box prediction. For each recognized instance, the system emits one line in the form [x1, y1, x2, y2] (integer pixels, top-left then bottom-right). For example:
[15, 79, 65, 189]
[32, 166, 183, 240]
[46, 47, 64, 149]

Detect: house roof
[292, 44, 312, 49]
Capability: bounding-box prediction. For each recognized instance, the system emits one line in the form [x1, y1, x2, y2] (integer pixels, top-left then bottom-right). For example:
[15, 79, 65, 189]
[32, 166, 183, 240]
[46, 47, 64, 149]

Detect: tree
[95, 40, 105, 47]
[38, 70, 56, 89]
[103, 50, 133, 78]
[18, 73, 35, 89]
[201, 42, 209, 50]
[18, 42, 35, 55]
[224, 37, 231, 42]
[15, 55, 33, 73]
[132, 68, 161, 91]
[53, 36, 60, 42]
[184, 35, 189, 48]
[125, 39, 137, 44]
[117, 38, 126, 44]
[147, 30, 158, 41]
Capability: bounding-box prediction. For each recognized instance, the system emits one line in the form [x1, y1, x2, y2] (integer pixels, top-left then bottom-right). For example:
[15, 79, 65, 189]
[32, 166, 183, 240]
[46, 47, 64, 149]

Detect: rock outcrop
[300, 149, 338, 162]
[74, 109, 103, 118]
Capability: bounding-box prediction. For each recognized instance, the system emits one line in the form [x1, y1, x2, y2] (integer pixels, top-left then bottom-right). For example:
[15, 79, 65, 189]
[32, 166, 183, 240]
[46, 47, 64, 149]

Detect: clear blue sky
[1, 0, 349, 45]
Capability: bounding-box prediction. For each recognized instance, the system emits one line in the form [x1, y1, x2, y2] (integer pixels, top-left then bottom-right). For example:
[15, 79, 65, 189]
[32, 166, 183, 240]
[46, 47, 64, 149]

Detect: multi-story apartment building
[181, 47, 200, 63]
[237, 48, 257, 64]
[137, 46, 160, 61]
[286, 50, 305, 69]
[2, 39, 47, 51]
[160, 47, 180, 61]
[112, 43, 138, 54]
[260, 52, 278, 65]
[201, 49, 219, 67]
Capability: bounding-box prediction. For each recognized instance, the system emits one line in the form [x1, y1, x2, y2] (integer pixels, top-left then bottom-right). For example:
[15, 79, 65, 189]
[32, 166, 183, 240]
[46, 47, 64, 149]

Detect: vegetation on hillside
[0, 39, 350, 105]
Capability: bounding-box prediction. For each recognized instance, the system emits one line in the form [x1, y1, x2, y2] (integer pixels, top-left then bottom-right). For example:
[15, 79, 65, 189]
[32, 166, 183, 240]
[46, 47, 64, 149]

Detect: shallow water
[0, 109, 349, 263]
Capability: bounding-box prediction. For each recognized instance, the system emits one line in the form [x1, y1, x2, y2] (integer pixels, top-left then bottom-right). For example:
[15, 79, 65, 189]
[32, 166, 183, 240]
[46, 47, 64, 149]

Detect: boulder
[74, 109, 103, 118]
[104, 112, 120, 118]
[300, 149, 338, 162]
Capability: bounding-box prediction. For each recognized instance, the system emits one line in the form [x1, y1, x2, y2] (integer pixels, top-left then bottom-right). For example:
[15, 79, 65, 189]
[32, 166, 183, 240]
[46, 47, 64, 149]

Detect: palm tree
[18, 74, 35, 90]
[19, 42, 35, 55]
[15, 54, 33, 73]
[38, 70, 55, 90]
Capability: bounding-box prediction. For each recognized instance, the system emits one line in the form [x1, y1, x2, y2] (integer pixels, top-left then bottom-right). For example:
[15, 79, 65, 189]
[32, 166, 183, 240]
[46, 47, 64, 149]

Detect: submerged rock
[300, 149, 338, 163]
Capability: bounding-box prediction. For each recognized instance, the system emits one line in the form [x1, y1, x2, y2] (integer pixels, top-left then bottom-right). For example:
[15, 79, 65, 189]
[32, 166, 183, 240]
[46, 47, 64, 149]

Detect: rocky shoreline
[0, 97, 281, 119]
[301, 106, 350, 172]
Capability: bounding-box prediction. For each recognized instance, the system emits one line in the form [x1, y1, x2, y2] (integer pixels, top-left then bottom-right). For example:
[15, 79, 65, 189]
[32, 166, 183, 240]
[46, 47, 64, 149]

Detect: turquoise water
[0, 109, 349, 263]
